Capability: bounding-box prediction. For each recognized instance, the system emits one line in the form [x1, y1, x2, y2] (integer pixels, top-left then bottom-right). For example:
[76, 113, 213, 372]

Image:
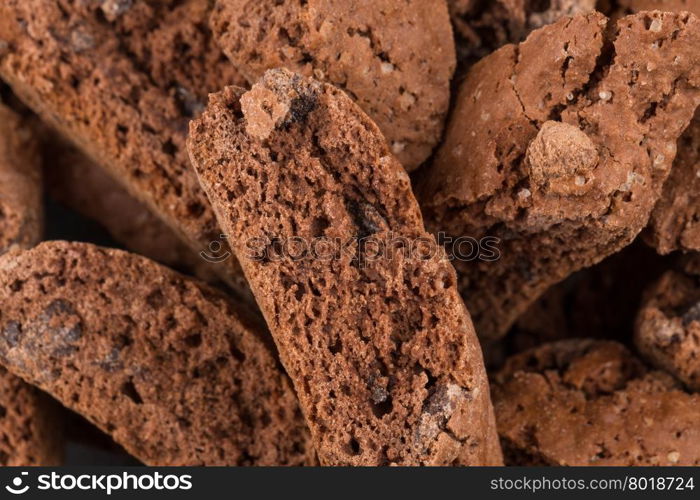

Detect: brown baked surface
[188, 69, 502, 466]
[0, 0, 248, 294]
[0, 366, 63, 466]
[210, 0, 455, 171]
[0, 241, 315, 466]
[493, 339, 700, 465]
[0, 103, 42, 254]
[42, 134, 223, 286]
[636, 256, 700, 391]
[447, 0, 595, 71]
[418, 12, 700, 341]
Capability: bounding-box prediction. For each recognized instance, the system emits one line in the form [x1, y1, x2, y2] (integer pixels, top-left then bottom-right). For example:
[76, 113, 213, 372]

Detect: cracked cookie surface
[418, 12, 700, 341]
[493, 339, 700, 465]
[188, 69, 502, 466]
[0, 241, 314, 466]
[447, 0, 596, 72]
[210, 0, 455, 171]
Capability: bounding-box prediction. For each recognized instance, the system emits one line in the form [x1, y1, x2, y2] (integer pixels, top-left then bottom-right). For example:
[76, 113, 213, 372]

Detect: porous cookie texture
[0, 366, 63, 465]
[0, 0, 248, 294]
[0, 102, 61, 467]
[493, 340, 700, 465]
[636, 256, 700, 391]
[43, 134, 222, 286]
[447, 0, 596, 69]
[646, 102, 700, 254]
[0, 103, 42, 253]
[0, 241, 315, 466]
[418, 12, 700, 341]
[612, 0, 700, 255]
[210, 0, 455, 171]
[606, 0, 700, 18]
[188, 69, 502, 466]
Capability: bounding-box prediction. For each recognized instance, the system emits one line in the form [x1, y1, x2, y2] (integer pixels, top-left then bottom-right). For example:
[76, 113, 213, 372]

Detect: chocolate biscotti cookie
[417, 12, 700, 341]
[0, 241, 315, 466]
[646, 104, 700, 254]
[0, 103, 42, 253]
[613, 0, 700, 254]
[635, 256, 700, 391]
[0, 102, 63, 466]
[43, 135, 222, 286]
[493, 340, 700, 465]
[188, 70, 502, 466]
[447, 0, 595, 69]
[605, 0, 700, 18]
[209, 0, 455, 171]
[0, 366, 63, 465]
[0, 0, 248, 294]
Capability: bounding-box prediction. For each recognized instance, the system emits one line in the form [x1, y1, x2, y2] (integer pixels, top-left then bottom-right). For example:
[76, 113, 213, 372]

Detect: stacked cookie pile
[0, 0, 698, 466]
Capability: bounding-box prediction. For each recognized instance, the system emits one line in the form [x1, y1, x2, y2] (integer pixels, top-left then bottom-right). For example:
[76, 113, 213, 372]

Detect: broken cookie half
[636, 255, 700, 391]
[0, 102, 63, 466]
[0, 241, 315, 466]
[493, 339, 700, 465]
[188, 69, 502, 466]
[418, 11, 700, 341]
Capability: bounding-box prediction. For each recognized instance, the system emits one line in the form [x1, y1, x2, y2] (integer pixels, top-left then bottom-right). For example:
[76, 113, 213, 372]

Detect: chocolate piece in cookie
[493, 339, 700, 465]
[188, 70, 502, 466]
[210, 0, 455, 171]
[635, 256, 700, 391]
[0, 241, 314, 466]
[447, 0, 596, 70]
[0, 103, 42, 253]
[0, 366, 63, 465]
[0, 0, 248, 295]
[418, 12, 700, 341]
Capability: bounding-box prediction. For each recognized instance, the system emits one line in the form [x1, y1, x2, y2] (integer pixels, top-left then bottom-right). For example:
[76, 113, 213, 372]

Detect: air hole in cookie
[348, 437, 361, 456]
[372, 396, 393, 419]
[187, 202, 205, 217]
[230, 345, 247, 363]
[0, 405, 6, 418]
[162, 139, 178, 156]
[146, 290, 164, 309]
[329, 338, 343, 354]
[641, 102, 658, 123]
[311, 216, 330, 237]
[121, 380, 143, 405]
[184, 333, 202, 348]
